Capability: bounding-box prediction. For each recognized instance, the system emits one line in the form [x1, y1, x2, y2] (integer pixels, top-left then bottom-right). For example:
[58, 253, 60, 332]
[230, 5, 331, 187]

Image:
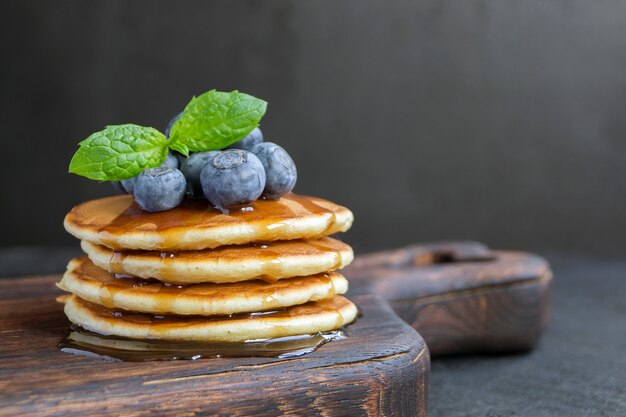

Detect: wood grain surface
[346, 242, 552, 355]
[0, 276, 429, 417]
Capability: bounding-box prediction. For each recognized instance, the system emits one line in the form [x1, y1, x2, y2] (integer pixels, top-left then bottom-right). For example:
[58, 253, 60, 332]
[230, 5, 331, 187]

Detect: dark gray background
[1, 0, 625, 262]
[2, 3, 625, 415]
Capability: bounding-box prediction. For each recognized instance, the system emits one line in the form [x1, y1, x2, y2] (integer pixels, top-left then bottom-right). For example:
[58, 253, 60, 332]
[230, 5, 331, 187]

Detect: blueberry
[117, 153, 179, 197]
[250, 142, 297, 199]
[180, 151, 220, 197]
[164, 112, 183, 139]
[134, 167, 186, 212]
[225, 127, 264, 151]
[200, 150, 266, 213]
[161, 152, 179, 169]
[111, 181, 127, 194]
[121, 177, 137, 195]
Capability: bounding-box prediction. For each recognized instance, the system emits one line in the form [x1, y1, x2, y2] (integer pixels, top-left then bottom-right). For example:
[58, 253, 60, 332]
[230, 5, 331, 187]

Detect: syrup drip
[306, 240, 345, 271]
[255, 243, 287, 283]
[291, 195, 338, 236]
[99, 285, 121, 309]
[158, 251, 177, 279]
[109, 251, 125, 273]
[59, 326, 347, 362]
[325, 274, 337, 299]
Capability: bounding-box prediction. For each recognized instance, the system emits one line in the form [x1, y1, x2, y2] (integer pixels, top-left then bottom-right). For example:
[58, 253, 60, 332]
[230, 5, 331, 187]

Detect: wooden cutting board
[0, 242, 551, 416]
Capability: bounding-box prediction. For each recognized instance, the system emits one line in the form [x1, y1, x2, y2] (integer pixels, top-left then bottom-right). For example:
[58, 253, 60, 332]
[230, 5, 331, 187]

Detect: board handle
[346, 242, 551, 356]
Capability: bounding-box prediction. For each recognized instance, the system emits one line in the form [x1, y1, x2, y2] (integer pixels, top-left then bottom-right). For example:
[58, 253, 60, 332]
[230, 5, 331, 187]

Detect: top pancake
[64, 193, 354, 251]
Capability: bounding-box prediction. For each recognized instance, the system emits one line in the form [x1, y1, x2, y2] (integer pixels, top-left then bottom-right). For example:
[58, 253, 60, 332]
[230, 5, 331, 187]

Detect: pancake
[60, 294, 358, 342]
[58, 257, 349, 315]
[81, 237, 353, 284]
[64, 193, 354, 251]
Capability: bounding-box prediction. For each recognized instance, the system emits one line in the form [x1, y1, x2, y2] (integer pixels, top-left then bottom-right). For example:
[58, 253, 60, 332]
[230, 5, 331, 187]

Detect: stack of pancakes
[57, 193, 358, 343]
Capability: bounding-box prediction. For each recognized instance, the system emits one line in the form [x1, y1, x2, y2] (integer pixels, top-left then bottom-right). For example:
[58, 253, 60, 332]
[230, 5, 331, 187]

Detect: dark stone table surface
[428, 255, 625, 417]
[1, 249, 624, 416]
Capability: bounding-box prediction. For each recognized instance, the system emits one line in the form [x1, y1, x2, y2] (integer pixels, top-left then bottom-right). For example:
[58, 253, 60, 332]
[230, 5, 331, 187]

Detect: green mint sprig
[68, 90, 267, 181]
[168, 90, 267, 157]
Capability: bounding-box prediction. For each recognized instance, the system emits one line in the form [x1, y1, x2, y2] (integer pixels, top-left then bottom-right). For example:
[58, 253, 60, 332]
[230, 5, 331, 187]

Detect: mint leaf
[169, 90, 267, 156]
[69, 124, 168, 181]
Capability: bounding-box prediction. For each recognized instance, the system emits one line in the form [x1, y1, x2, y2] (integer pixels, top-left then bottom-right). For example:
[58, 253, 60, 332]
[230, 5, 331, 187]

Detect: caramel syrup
[85, 194, 341, 250]
[59, 326, 347, 362]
